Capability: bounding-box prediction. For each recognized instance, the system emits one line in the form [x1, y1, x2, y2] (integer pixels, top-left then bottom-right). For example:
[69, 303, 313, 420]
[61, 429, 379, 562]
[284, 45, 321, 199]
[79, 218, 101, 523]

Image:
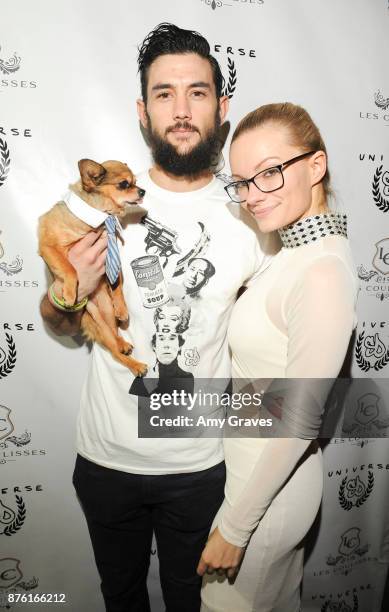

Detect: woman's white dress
[201, 214, 358, 612]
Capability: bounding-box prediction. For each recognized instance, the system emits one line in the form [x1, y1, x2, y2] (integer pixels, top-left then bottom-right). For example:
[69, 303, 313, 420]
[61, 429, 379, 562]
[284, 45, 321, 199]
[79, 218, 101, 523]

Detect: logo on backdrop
[372, 165, 389, 212]
[0, 43, 37, 90]
[326, 528, 370, 576]
[201, 0, 264, 11]
[0, 139, 10, 188]
[213, 44, 257, 100]
[0, 324, 36, 380]
[374, 89, 389, 111]
[0, 558, 39, 608]
[0, 496, 26, 536]
[342, 390, 389, 439]
[0, 485, 42, 538]
[0, 46, 20, 75]
[0, 405, 46, 467]
[358, 241, 389, 302]
[354, 322, 389, 371]
[360, 91, 389, 124]
[0, 127, 33, 191]
[338, 471, 374, 510]
[0, 334, 16, 380]
[310, 583, 373, 612]
[311, 582, 371, 611]
[0, 232, 23, 277]
[321, 595, 359, 612]
[321, 595, 358, 612]
[0, 405, 33, 466]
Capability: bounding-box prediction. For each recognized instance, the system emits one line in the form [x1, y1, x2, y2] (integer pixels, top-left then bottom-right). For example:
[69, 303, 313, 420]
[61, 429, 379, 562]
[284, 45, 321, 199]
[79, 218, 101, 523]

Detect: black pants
[72, 455, 225, 612]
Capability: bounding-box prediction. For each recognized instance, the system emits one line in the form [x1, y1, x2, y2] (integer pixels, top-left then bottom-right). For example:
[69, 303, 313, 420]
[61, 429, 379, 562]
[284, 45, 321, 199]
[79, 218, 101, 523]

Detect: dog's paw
[62, 285, 77, 307]
[133, 362, 148, 378]
[114, 304, 129, 322]
[117, 337, 133, 355]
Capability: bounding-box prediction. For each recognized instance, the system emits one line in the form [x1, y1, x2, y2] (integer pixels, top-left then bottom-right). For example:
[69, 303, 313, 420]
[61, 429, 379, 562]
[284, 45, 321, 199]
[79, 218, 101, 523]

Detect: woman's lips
[249, 204, 279, 218]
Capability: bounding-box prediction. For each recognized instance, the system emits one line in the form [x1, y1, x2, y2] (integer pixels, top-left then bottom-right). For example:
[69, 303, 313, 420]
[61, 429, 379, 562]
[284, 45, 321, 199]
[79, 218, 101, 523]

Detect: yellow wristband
[49, 284, 88, 312]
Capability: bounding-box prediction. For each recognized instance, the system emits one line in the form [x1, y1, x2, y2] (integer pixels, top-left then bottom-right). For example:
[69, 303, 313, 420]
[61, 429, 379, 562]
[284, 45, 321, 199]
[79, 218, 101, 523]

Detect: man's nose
[173, 93, 192, 121]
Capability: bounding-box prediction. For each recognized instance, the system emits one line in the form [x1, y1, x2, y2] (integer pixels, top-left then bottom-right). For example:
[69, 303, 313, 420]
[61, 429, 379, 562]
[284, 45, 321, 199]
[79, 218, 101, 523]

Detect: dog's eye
[118, 180, 131, 190]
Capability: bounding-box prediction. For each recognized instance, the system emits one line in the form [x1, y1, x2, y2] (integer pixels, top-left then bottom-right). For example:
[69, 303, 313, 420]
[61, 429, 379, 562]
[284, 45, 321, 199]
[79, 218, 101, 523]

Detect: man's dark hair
[137, 22, 224, 102]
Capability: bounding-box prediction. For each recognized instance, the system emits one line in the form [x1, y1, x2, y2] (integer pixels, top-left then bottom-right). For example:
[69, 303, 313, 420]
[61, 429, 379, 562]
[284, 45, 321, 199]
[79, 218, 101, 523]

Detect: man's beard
[146, 112, 221, 178]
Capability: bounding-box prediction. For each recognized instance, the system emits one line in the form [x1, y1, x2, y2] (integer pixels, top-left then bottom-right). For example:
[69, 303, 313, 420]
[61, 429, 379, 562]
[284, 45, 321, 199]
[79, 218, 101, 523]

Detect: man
[40, 22, 270, 612]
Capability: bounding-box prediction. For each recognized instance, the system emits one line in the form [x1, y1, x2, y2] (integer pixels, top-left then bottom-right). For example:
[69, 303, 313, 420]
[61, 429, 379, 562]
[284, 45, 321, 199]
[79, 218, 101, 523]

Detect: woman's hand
[196, 527, 244, 579]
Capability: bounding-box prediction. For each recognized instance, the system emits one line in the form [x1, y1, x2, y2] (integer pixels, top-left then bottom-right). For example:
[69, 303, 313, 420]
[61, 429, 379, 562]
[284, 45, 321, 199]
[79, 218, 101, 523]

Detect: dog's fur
[38, 159, 148, 376]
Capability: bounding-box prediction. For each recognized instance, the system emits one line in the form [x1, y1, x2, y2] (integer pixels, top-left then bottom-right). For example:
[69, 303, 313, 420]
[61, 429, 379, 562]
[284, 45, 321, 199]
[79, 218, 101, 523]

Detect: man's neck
[149, 165, 213, 193]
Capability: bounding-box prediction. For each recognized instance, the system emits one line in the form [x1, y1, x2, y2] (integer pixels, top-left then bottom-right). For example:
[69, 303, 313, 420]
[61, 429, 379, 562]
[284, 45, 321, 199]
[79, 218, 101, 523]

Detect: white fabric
[76, 171, 271, 475]
[62, 189, 109, 228]
[201, 234, 358, 611]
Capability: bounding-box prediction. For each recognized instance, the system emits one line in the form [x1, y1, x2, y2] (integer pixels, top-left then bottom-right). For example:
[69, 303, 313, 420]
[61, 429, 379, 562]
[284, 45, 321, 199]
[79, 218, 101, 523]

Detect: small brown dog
[38, 159, 148, 376]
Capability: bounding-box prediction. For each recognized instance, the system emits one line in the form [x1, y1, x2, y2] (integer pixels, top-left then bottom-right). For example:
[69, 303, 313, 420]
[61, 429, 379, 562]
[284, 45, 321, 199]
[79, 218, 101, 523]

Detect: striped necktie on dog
[104, 215, 121, 284]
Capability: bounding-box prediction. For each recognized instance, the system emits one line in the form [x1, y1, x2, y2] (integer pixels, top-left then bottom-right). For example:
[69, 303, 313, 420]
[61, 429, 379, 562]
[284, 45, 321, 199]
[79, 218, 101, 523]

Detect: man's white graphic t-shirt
[77, 171, 270, 474]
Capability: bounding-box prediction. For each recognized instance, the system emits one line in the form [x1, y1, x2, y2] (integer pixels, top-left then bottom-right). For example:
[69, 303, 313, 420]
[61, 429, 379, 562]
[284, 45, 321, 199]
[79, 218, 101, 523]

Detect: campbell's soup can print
[131, 255, 169, 308]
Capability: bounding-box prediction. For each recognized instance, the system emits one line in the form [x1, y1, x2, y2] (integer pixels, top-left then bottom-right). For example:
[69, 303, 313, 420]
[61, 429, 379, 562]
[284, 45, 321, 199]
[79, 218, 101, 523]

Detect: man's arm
[40, 231, 108, 336]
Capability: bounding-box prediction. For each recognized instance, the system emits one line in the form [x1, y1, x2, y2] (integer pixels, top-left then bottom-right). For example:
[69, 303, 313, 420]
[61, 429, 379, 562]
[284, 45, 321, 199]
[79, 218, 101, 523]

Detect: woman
[199, 102, 358, 612]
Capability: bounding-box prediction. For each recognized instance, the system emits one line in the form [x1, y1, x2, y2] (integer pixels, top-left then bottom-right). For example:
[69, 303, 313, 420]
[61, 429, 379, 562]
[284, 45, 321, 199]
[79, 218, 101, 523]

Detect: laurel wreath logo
[0, 333, 17, 379]
[0, 138, 10, 188]
[355, 331, 371, 372]
[338, 471, 374, 511]
[3, 496, 26, 536]
[222, 57, 237, 99]
[321, 593, 358, 612]
[372, 166, 389, 213]
[373, 345, 389, 370]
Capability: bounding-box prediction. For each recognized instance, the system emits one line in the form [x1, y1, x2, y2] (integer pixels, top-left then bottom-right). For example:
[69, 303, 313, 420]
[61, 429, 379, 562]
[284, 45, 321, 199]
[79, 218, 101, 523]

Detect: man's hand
[52, 231, 108, 302]
[196, 527, 244, 579]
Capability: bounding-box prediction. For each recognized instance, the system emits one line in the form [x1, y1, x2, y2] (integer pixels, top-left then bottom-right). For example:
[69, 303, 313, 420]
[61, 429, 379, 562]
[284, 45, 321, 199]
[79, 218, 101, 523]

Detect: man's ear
[137, 98, 148, 129]
[310, 151, 327, 186]
[218, 95, 229, 124]
[78, 159, 107, 192]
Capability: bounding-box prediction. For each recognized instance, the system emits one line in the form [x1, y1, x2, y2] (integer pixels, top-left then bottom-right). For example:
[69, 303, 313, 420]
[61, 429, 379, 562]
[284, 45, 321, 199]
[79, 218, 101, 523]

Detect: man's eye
[157, 92, 170, 99]
[118, 180, 130, 190]
[192, 90, 206, 97]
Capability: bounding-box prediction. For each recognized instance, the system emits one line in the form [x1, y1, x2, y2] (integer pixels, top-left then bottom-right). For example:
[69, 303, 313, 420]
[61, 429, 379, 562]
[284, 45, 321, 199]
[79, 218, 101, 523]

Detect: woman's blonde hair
[231, 102, 332, 207]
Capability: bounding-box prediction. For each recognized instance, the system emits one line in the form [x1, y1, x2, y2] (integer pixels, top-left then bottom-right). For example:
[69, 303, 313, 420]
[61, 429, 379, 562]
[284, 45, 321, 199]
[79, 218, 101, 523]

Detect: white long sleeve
[220, 253, 357, 547]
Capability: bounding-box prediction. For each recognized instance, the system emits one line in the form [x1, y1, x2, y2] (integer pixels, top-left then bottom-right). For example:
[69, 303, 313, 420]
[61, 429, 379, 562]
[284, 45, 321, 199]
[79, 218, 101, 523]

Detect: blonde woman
[199, 103, 358, 612]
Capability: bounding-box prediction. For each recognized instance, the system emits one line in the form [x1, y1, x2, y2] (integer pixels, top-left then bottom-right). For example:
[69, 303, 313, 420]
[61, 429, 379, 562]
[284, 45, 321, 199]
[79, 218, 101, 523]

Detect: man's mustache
[166, 122, 200, 135]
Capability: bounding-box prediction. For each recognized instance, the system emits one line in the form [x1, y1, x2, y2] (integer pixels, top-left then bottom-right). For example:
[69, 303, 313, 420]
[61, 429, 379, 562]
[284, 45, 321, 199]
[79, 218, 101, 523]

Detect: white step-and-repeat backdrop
[1, 1, 389, 610]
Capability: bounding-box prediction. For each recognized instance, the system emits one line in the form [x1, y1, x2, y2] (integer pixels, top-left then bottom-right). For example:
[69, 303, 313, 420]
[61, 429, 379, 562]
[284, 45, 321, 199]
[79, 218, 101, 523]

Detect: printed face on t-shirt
[155, 306, 182, 332]
[183, 259, 208, 292]
[154, 332, 180, 365]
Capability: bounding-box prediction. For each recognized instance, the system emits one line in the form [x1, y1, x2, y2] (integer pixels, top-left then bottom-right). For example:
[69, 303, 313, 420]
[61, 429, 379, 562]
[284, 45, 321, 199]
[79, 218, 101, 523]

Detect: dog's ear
[78, 159, 107, 192]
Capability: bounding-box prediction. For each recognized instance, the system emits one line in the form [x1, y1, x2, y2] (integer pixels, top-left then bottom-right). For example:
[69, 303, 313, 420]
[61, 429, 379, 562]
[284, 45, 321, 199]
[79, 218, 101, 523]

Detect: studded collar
[278, 212, 348, 249]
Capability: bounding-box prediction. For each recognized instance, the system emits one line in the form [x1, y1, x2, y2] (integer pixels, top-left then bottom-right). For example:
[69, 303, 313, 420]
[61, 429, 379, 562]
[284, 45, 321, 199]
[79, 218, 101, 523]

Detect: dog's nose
[138, 188, 145, 198]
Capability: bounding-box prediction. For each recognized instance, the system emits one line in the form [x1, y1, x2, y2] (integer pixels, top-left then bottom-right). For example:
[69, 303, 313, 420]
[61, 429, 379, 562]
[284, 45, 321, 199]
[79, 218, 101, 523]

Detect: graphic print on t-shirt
[129, 214, 217, 395]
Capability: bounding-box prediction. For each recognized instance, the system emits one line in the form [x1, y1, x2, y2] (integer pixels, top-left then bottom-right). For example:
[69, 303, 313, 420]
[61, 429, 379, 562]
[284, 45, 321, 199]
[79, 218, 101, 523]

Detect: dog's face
[78, 159, 145, 216]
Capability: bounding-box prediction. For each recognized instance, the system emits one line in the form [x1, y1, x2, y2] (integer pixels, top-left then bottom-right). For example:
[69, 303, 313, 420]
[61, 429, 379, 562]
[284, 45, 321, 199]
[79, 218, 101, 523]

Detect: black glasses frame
[224, 150, 318, 203]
